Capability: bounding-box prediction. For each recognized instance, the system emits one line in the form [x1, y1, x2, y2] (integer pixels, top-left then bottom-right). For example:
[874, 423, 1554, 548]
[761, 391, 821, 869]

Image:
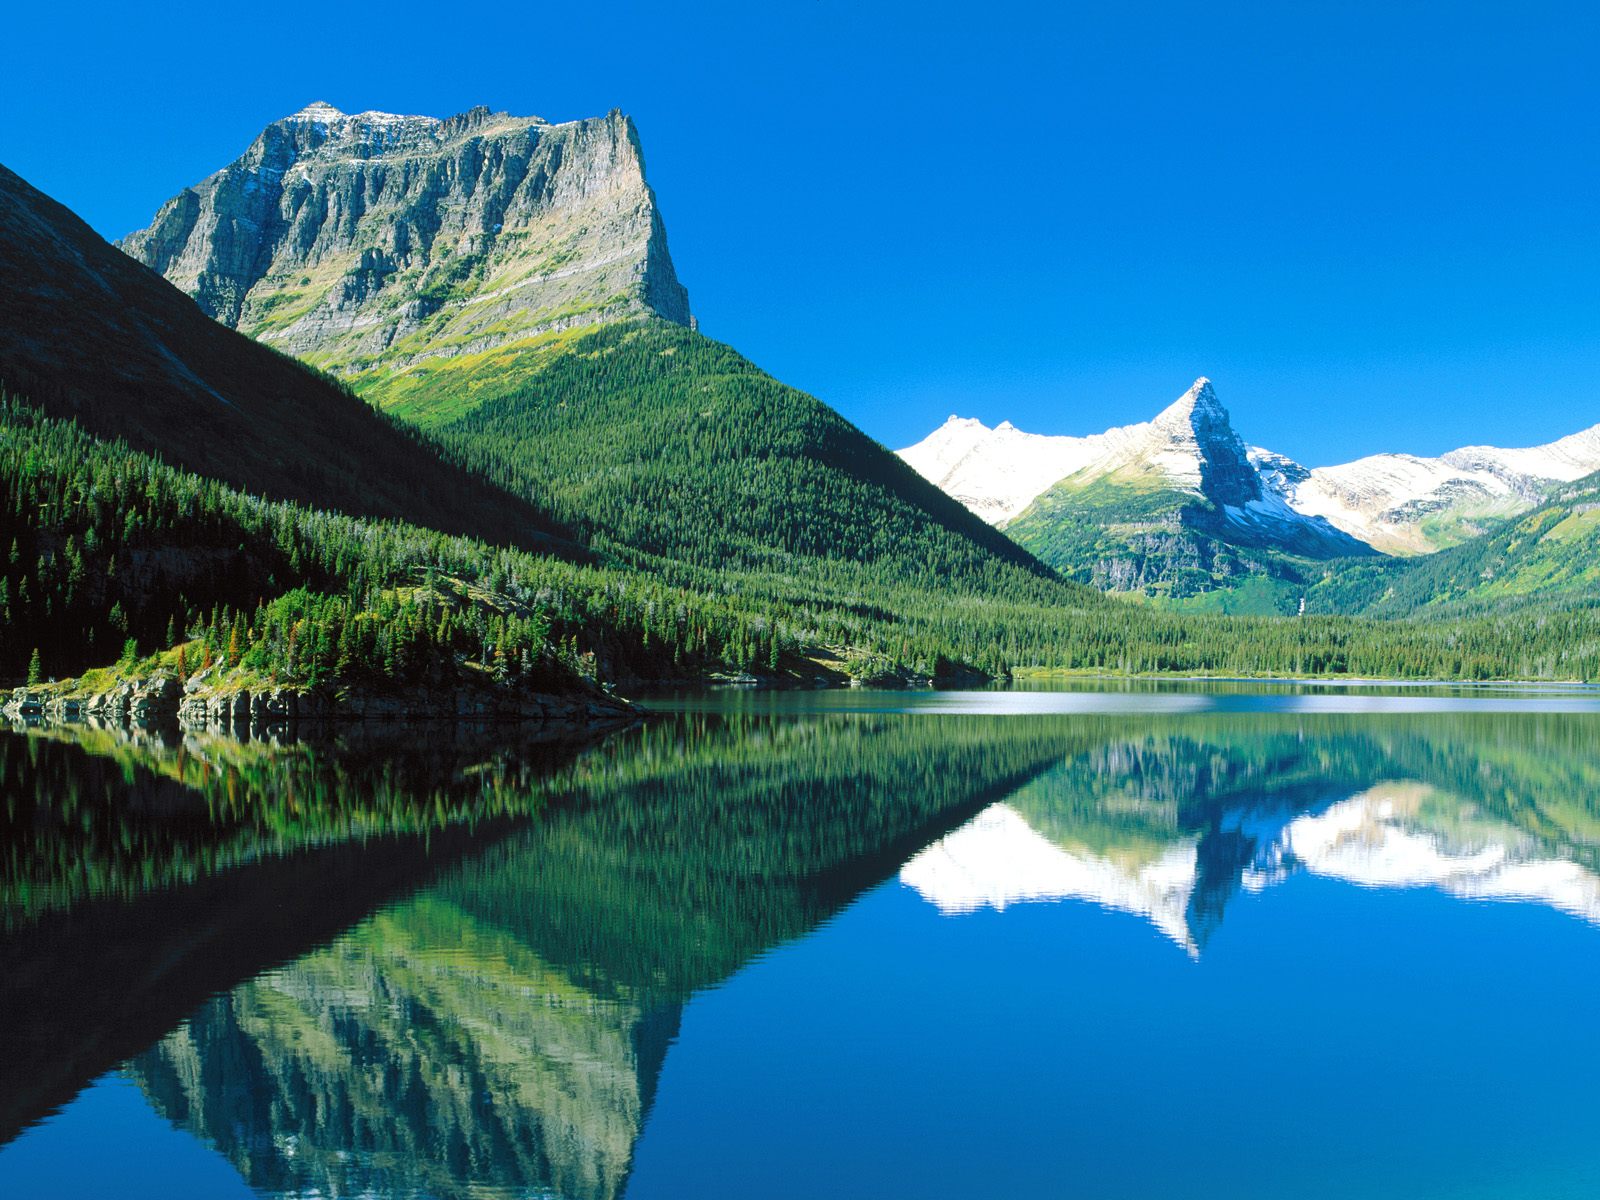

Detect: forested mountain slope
[410, 320, 1060, 593]
[9, 393, 1597, 687]
[0, 163, 571, 551]
[1309, 469, 1600, 617]
[117, 103, 1065, 600]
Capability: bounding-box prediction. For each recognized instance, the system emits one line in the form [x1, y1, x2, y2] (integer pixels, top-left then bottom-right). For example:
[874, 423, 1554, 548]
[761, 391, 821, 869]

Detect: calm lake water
[3, 686, 1600, 1198]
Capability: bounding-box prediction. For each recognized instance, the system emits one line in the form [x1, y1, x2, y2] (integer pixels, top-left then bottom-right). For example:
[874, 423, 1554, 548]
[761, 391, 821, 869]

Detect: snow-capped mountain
[899, 378, 1373, 565]
[1261, 424, 1600, 553]
[898, 382, 1600, 558]
[899, 378, 1245, 525]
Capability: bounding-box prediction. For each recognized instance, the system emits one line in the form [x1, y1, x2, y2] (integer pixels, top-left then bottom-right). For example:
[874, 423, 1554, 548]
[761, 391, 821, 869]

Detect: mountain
[121, 104, 1062, 596]
[901, 379, 1600, 609]
[120, 102, 691, 400]
[1310, 468, 1600, 617]
[901, 379, 1372, 607]
[1260, 425, 1600, 554]
[0, 161, 568, 549]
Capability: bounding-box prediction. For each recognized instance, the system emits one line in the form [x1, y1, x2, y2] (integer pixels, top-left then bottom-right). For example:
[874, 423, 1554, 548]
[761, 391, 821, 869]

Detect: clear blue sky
[9, 1, 1599, 464]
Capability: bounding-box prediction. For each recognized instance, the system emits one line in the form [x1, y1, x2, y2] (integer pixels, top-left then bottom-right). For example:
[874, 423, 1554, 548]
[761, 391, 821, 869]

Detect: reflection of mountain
[0, 720, 620, 1146]
[122, 713, 1082, 1199]
[131, 899, 676, 1200]
[0, 722, 609, 925]
[902, 805, 1202, 950]
[902, 716, 1600, 951]
[1266, 783, 1600, 924]
[10, 709, 1600, 1195]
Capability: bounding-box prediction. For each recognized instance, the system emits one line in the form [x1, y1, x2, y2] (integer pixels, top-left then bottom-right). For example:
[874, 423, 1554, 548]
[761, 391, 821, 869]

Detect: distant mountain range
[900, 379, 1600, 610]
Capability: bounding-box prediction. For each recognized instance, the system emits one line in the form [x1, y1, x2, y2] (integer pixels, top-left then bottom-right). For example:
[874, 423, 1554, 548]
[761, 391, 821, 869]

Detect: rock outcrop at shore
[6, 670, 631, 732]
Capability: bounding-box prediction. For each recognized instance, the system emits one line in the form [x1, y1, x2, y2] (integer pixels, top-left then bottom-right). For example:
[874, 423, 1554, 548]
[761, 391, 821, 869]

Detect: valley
[2, 101, 1598, 696]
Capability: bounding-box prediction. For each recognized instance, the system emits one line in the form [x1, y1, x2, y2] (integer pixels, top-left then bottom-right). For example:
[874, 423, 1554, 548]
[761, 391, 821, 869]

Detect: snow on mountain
[895, 417, 1109, 525]
[1280, 424, 1600, 554]
[897, 378, 1250, 524]
[899, 378, 1371, 557]
[899, 382, 1600, 557]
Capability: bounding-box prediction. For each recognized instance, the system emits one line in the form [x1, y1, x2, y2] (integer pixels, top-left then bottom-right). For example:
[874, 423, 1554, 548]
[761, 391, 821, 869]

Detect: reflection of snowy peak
[900, 804, 1202, 953]
[903, 785, 1600, 954]
[1274, 784, 1600, 924]
[899, 381, 1600, 557]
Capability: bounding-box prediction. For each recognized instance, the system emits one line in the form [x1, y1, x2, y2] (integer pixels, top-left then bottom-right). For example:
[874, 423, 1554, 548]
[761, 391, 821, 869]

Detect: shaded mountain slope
[0, 162, 572, 551]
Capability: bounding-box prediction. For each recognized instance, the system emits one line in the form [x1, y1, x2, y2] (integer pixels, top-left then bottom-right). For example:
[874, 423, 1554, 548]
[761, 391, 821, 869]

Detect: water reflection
[3, 712, 1073, 1197]
[902, 716, 1600, 953]
[2, 705, 1599, 1198]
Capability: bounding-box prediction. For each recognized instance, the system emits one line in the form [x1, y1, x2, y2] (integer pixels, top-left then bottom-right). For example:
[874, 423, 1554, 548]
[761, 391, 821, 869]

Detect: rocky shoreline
[5, 671, 634, 733]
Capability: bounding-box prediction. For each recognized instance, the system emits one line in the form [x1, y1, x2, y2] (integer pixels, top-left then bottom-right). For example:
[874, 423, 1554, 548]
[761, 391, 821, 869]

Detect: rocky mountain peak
[118, 103, 690, 380]
[1145, 378, 1260, 506]
[287, 100, 346, 122]
[1154, 376, 1225, 429]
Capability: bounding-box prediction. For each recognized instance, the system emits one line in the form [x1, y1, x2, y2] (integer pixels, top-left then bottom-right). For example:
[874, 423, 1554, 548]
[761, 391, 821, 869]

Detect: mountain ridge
[119, 102, 691, 386]
[901, 379, 1374, 601]
[900, 387, 1600, 559]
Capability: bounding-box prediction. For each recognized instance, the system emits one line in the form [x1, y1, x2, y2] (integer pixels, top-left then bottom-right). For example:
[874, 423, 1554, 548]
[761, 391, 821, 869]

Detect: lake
[3, 686, 1600, 1199]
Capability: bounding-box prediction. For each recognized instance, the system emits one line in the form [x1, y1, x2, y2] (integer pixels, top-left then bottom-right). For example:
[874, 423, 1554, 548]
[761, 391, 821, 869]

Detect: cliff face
[119, 102, 691, 377]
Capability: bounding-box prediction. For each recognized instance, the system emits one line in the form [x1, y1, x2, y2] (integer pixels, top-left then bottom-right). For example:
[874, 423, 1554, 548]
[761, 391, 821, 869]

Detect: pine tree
[27, 647, 42, 686]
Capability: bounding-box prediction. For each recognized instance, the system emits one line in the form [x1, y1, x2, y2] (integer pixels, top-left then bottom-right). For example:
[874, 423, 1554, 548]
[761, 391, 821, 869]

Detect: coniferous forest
[6, 388, 1598, 692]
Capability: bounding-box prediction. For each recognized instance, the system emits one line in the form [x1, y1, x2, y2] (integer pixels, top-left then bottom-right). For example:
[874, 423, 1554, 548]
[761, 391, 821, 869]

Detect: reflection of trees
[4, 708, 1597, 1197]
[0, 722, 608, 925]
[122, 713, 1083, 1199]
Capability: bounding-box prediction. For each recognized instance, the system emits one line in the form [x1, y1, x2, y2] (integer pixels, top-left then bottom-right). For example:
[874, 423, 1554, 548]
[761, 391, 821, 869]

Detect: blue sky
[9, 1, 1598, 463]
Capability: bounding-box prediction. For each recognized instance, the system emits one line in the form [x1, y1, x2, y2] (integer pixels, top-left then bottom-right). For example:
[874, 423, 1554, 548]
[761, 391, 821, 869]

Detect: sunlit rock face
[120, 102, 690, 378]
